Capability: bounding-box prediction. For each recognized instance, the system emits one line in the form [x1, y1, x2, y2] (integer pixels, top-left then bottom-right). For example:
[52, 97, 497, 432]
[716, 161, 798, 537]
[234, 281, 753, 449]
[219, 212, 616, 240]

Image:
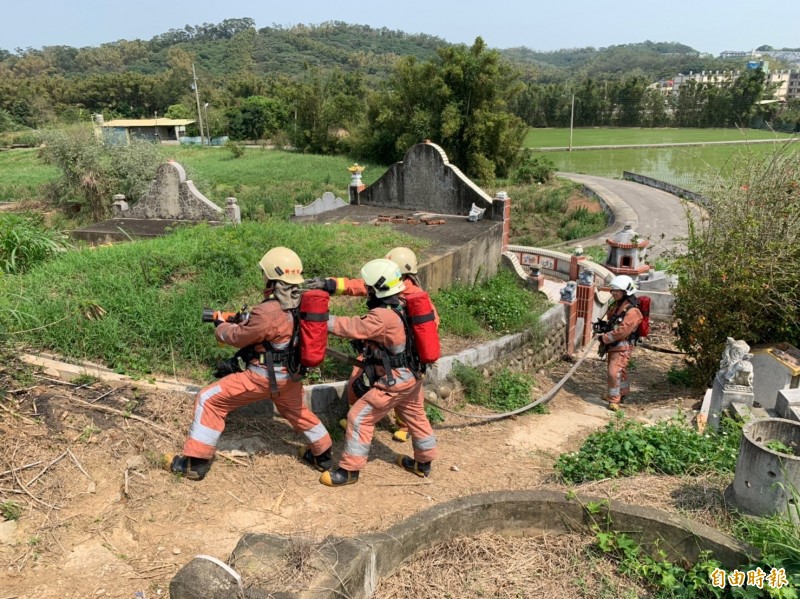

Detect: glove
[304, 277, 336, 294]
[213, 310, 227, 328]
[592, 320, 608, 335]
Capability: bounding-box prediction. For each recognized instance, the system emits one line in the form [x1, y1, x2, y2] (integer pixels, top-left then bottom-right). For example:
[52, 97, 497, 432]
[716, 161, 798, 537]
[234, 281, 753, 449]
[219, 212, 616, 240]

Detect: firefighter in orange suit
[305, 247, 437, 442]
[319, 259, 439, 487]
[164, 247, 333, 481]
[598, 275, 643, 411]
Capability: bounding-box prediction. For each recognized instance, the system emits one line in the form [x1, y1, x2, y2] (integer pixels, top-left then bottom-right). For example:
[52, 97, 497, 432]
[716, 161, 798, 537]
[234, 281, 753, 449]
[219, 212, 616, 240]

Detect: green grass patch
[450, 362, 546, 414]
[524, 127, 795, 149]
[555, 413, 742, 484]
[0, 212, 72, 274]
[508, 178, 608, 246]
[0, 149, 60, 201]
[433, 270, 548, 338]
[0, 219, 418, 379]
[164, 146, 387, 219]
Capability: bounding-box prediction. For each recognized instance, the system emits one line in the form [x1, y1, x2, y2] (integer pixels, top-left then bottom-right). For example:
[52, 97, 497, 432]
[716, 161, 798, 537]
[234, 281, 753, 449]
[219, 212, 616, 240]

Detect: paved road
[559, 172, 705, 258]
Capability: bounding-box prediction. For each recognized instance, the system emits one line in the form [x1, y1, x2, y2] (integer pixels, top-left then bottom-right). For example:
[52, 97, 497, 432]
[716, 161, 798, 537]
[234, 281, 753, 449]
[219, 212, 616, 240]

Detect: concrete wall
[417, 221, 504, 291]
[637, 290, 675, 321]
[623, 171, 709, 208]
[507, 244, 614, 285]
[299, 302, 568, 426]
[170, 490, 752, 598]
[355, 142, 499, 219]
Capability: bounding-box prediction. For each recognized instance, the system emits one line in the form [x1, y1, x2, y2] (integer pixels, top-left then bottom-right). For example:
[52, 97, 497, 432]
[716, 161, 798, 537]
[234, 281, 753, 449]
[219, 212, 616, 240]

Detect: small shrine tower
[605, 224, 650, 279]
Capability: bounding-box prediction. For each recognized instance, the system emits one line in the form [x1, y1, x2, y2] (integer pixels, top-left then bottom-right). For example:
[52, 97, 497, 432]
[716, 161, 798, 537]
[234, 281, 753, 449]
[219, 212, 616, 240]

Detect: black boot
[396, 455, 431, 478]
[298, 447, 333, 472]
[166, 454, 212, 481]
[319, 467, 359, 487]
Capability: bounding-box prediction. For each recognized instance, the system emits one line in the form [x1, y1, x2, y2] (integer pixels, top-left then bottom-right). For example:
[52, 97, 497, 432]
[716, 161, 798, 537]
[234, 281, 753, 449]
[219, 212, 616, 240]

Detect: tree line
[0, 20, 790, 181]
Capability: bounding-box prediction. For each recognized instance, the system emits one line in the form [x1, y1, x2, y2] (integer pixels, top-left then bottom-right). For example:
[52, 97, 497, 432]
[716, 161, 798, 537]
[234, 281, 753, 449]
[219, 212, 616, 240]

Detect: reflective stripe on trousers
[183, 369, 331, 459]
[340, 378, 437, 471]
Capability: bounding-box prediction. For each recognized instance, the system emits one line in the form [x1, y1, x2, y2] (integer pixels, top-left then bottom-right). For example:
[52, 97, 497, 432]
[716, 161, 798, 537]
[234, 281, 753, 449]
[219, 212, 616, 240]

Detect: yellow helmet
[360, 259, 406, 298]
[258, 247, 304, 285]
[384, 246, 418, 275]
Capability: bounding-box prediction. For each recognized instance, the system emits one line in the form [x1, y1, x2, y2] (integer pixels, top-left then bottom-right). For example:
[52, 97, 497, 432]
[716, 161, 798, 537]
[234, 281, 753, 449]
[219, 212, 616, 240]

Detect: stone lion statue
[718, 337, 754, 387]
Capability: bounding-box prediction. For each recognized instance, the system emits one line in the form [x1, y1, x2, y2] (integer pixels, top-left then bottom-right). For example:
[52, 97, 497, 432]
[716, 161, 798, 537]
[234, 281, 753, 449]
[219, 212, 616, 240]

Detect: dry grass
[375, 531, 644, 599]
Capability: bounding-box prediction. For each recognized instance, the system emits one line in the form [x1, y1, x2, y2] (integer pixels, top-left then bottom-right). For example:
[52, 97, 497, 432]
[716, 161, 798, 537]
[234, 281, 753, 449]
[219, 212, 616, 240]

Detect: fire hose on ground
[324, 333, 685, 422]
[327, 336, 601, 423]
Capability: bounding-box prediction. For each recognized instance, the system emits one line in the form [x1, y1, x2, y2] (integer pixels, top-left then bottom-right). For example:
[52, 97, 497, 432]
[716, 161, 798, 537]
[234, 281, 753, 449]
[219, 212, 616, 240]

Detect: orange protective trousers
[606, 347, 633, 404]
[183, 369, 331, 460]
[340, 377, 438, 471]
[335, 275, 434, 435]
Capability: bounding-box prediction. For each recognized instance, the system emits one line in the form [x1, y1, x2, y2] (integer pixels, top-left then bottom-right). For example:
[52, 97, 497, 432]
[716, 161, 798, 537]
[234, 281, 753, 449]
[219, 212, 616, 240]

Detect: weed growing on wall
[450, 363, 546, 414]
[433, 270, 547, 338]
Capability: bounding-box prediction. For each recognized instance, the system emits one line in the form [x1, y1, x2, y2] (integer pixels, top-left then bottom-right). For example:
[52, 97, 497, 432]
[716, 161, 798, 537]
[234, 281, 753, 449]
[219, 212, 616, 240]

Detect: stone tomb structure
[71, 161, 239, 245]
[293, 142, 512, 294]
[700, 338, 756, 432]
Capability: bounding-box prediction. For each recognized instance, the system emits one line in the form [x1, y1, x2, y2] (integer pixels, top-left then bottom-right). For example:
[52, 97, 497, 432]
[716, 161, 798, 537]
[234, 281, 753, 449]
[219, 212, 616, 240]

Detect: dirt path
[0, 324, 699, 598]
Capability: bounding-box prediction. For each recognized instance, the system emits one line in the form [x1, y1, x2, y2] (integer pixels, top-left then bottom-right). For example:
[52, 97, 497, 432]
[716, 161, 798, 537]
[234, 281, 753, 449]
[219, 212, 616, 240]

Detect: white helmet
[360, 259, 406, 298]
[259, 247, 304, 285]
[384, 246, 418, 275]
[609, 274, 636, 295]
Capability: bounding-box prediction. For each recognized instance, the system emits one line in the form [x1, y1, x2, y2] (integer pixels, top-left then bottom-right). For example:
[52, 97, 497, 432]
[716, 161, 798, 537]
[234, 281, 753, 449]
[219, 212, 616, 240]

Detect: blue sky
[3, 0, 798, 56]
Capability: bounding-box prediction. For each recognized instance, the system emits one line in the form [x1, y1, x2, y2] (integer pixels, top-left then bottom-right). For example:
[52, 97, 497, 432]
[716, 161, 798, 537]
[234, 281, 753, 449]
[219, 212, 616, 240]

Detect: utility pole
[203, 102, 210, 145]
[569, 93, 575, 152]
[192, 63, 205, 145]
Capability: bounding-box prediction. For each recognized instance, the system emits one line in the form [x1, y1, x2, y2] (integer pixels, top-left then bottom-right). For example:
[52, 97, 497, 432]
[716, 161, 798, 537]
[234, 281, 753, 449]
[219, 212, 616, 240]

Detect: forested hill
[1, 20, 448, 80]
[502, 41, 743, 81]
[2, 18, 746, 82]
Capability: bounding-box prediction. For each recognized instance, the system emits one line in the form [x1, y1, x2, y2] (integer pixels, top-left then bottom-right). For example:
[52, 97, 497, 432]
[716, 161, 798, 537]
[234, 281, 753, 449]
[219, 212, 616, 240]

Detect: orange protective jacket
[328, 307, 416, 390]
[331, 276, 440, 327]
[600, 298, 643, 353]
[215, 299, 294, 372]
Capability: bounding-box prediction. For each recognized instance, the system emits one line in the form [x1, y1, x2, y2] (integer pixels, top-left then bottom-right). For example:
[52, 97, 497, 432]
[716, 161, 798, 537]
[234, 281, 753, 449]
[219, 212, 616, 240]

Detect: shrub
[225, 140, 245, 159]
[450, 363, 545, 414]
[513, 151, 556, 184]
[0, 213, 71, 274]
[486, 369, 535, 412]
[38, 127, 162, 221]
[555, 413, 742, 483]
[433, 270, 546, 338]
[670, 144, 800, 384]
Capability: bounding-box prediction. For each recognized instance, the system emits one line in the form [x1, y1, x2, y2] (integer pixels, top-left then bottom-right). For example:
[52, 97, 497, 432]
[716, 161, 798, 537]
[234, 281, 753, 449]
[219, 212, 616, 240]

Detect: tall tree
[359, 37, 526, 181]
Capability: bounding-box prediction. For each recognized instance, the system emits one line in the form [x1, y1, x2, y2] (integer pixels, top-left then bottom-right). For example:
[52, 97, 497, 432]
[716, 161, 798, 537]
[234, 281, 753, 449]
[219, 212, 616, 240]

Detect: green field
[3, 132, 797, 205]
[524, 127, 795, 149]
[0, 146, 383, 212]
[537, 141, 800, 193]
[0, 149, 60, 201]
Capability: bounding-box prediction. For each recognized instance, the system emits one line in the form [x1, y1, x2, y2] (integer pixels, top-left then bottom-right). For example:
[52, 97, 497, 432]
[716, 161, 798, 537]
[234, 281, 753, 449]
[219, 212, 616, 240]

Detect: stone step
[729, 402, 770, 422]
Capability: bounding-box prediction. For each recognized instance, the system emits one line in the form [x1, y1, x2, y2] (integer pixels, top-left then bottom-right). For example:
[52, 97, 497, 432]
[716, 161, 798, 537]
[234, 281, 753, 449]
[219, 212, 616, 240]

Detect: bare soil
[0, 323, 722, 598]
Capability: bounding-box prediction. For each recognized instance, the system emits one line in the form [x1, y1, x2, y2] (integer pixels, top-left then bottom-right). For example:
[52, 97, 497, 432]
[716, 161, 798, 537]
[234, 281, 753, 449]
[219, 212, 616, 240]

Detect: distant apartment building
[719, 49, 800, 67]
[659, 65, 800, 101]
[787, 71, 800, 100]
[670, 70, 739, 95]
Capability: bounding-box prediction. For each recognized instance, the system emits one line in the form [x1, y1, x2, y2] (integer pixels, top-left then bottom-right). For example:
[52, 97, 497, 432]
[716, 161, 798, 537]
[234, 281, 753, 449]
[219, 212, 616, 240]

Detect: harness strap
[263, 351, 280, 397]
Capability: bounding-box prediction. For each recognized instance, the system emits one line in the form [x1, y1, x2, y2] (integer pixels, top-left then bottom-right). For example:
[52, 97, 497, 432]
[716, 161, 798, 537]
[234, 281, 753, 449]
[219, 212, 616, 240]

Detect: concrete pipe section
[169, 490, 751, 599]
[729, 418, 800, 523]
